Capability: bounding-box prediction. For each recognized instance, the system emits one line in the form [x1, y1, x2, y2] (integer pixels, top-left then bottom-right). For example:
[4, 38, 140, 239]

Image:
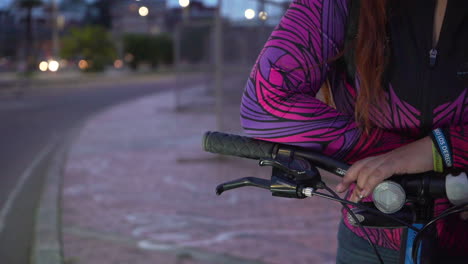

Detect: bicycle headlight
[446, 172, 468, 205]
[373, 181, 406, 214]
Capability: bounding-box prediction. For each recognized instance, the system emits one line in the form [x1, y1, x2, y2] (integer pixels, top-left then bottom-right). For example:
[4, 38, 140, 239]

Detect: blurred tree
[19, 0, 43, 72]
[60, 26, 117, 72]
[123, 34, 173, 70]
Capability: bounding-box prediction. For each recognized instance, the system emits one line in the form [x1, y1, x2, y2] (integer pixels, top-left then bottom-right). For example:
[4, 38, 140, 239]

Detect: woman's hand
[336, 136, 434, 202]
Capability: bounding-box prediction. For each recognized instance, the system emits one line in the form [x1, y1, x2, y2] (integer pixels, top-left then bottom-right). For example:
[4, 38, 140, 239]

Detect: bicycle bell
[372, 181, 406, 214]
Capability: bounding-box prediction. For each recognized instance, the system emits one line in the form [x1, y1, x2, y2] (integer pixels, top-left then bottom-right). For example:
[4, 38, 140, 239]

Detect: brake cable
[320, 184, 385, 264]
[411, 203, 468, 263]
[308, 188, 420, 231]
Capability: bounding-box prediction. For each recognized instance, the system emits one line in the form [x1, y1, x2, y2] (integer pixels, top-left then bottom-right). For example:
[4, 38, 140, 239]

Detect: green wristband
[432, 142, 444, 173]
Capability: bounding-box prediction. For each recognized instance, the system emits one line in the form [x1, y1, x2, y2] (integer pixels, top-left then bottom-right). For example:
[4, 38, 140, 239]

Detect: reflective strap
[432, 128, 453, 168]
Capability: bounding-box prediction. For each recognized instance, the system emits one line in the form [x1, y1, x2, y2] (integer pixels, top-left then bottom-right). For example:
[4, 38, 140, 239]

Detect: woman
[240, 0, 467, 263]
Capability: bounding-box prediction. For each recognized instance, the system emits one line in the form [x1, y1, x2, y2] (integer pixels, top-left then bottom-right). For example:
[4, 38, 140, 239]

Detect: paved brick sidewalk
[61, 82, 343, 264]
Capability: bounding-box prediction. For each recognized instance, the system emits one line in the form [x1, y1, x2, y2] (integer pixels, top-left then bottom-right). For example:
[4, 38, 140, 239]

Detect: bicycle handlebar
[203, 131, 350, 177]
[203, 131, 449, 199]
[203, 131, 276, 160]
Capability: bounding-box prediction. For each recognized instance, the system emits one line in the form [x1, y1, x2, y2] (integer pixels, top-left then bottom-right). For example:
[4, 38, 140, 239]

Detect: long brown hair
[355, 0, 388, 131]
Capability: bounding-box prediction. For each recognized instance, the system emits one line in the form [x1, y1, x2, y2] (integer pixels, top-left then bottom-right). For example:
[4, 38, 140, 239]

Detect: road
[0, 73, 206, 264]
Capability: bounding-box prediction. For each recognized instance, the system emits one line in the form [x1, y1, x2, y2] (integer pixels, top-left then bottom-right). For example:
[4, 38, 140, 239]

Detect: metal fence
[173, 0, 290, 132]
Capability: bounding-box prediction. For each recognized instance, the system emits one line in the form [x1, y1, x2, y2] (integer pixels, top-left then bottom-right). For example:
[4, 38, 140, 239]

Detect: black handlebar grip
[203, 131, 277, 160]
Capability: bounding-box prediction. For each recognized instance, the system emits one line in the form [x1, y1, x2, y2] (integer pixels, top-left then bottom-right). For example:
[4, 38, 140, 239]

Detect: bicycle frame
[402, 223, 424, 264]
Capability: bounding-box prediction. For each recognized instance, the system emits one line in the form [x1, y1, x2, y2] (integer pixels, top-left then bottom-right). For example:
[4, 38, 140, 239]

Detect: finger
[357, 156, 393, 197]
[337, 159, 369, 193]
[361, 168, 385, 198]
[350, 186, 363, 203]
[340, 156, 379, 193]
[356, 165, 373, 191]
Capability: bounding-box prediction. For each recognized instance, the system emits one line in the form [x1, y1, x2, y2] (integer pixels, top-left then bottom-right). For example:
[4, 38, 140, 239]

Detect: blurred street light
[57, 15, 66, 29]
[179, 0, 190, 8]
[139, 6, 149, 17]
[259, 11, 268, 20]
[48, 60, 60, 72]
[179, 0, 190, 21]
[244, 8, 255, 20]
[51, 0, 59, 58]
[214, 0, 224, 130]
[39, 61, 48, 72]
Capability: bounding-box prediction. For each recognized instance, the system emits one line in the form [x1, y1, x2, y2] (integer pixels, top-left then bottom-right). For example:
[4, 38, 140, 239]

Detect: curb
[0, 70, 208, 91]
[0, 140, 58, 264]
[0, 72, 173, 98]
[31, 127, 82, 264]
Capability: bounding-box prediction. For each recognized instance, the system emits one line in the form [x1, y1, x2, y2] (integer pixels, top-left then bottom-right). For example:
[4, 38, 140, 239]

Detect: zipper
[420, 47, 438, 135]
[420, 45, 439, 135]
[421, 0, 450, 135]
[429, 48, 438, 67]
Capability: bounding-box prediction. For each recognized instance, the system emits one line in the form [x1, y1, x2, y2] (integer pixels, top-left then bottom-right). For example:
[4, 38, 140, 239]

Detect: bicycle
[202, 131, 468, 264]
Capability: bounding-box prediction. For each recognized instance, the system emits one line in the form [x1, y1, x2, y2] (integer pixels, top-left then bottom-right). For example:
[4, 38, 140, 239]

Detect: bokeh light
[139, 6, 149, 17]
[259, 11, 268, 21]
[244, 9, 255, 20]
[78, 60, 88, 70]
[48, 60, 60, 72]
[39, 61, 48, 72]
[114, 60, 124, 69]
[179, 0, 190, 8]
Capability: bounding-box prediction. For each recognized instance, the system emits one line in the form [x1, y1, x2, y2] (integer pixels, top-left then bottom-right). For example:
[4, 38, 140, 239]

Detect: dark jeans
[335, 221, 467, 264]
[336, 221, 399, 264]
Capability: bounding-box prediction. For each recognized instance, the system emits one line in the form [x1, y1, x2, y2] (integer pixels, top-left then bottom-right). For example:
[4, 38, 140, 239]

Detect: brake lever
[216, 177, 270, 195]
[215, 159, 323, 198]
[215, 175, 305, 198]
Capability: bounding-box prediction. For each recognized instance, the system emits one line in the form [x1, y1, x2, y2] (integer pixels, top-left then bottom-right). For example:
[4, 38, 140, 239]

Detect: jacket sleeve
[240, 0, 413, 163]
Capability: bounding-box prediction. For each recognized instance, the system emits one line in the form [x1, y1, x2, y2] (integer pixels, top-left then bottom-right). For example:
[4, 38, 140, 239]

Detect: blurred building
[59, 0, 88, 28]
[109, 0, 217, 35]
[4, 2, 51, 65]
[110, 0, 167, 35]
[0, 10, 18, 60]
[1, 0, 90, 62]
[165, 0, 217, 32]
